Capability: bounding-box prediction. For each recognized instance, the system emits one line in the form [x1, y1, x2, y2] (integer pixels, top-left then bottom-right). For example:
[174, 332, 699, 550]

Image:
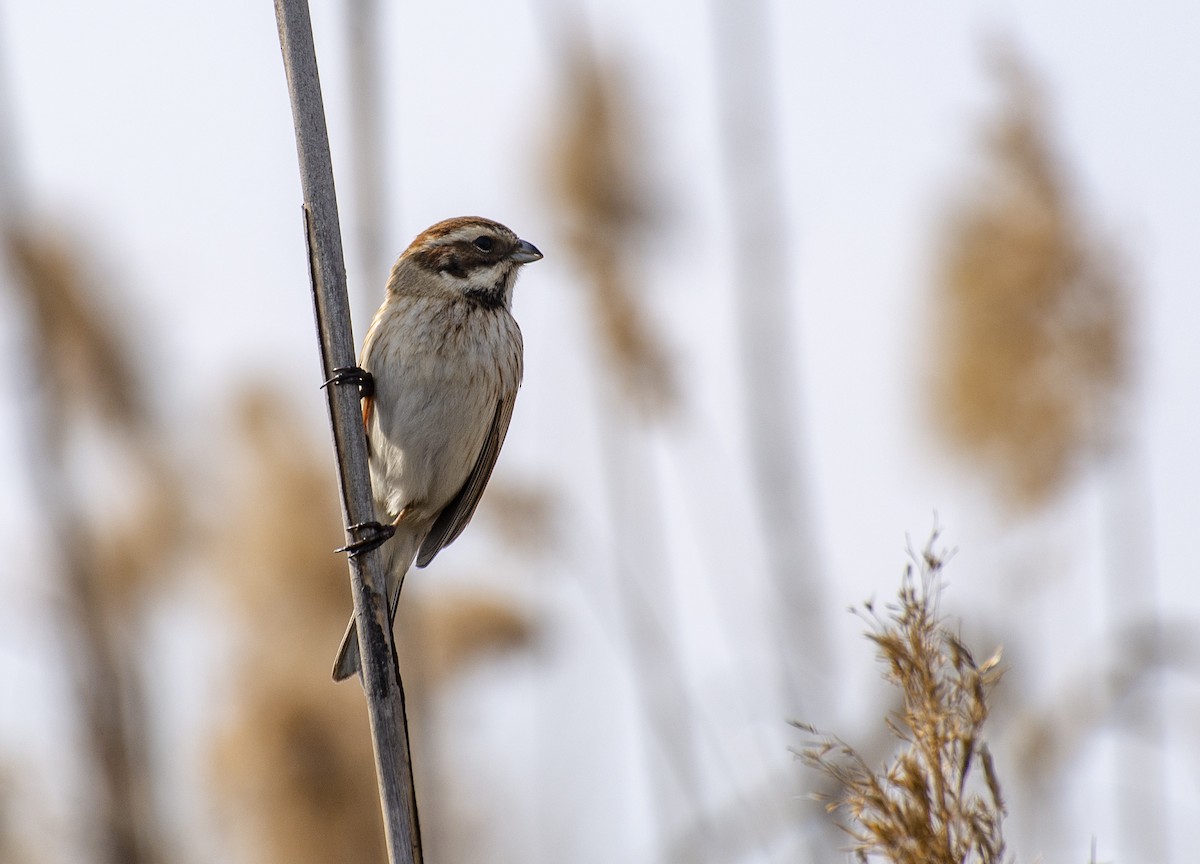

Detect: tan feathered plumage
[333, 217, 541, 681]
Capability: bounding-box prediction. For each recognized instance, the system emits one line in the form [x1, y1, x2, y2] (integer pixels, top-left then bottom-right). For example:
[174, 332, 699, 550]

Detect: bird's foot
[335, 521, 395, 557]
[322, 365, 375, 399]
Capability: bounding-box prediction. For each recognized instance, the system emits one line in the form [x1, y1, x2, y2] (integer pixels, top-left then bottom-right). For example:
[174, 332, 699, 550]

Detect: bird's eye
[472, 236, 495, 252]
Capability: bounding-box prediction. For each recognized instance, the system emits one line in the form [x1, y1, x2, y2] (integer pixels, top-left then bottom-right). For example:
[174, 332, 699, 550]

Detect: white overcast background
[1, 1, 1198, 862]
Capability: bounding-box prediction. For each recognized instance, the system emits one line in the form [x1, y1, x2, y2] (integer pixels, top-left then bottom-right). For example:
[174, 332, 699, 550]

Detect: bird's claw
[323, 365, 375, 399]
[336, 521, 395, 557]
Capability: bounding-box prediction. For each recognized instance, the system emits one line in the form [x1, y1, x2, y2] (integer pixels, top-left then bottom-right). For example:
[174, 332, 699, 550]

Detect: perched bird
[332, 216, 542, 681]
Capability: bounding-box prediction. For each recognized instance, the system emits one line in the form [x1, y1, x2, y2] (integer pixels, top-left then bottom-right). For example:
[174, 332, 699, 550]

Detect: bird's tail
[331, 523, 422, 682]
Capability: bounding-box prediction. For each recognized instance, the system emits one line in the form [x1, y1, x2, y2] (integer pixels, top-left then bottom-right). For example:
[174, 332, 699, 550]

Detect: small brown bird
[332, 216, 542, 681]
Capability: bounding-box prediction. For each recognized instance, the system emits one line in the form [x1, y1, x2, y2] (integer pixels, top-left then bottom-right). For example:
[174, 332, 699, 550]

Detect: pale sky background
[1, 1, 1198, 862]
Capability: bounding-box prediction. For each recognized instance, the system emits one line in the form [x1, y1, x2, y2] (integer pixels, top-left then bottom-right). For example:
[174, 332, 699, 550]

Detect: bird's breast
[360, 296, 522, 519]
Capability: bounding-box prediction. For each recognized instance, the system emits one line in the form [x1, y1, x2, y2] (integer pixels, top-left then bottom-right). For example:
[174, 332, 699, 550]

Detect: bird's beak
[510, 239, 543, 264]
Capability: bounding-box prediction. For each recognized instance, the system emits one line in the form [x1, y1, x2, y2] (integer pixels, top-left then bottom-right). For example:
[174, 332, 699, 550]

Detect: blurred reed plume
[930, 48, 1127, 509]
[549, 47, 673, 413]
[6, 228, 142, 426]
[3, 221, 184, 864]
[930, 45, 1172, 861]
[0, 763, 41, 864]
[209, 387, 385, 864]
[797, 537, 1007, 864]
[210, 387, 533, 864]
[473, 481, 557, 557]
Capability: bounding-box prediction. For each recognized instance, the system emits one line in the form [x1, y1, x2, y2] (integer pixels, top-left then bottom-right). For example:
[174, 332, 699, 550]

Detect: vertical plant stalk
[272, 2, 423, 862]
[346, 0, 390, 311]
[1102, 451, 1166, 862]
[710, 0, 828, 710]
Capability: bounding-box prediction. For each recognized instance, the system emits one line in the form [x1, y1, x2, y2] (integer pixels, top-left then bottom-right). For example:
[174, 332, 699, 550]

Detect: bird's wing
[415, 392, 516, 568]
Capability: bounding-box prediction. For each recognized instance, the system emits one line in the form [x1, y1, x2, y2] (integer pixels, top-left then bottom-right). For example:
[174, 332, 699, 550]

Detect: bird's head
[392, 216, 543, 309]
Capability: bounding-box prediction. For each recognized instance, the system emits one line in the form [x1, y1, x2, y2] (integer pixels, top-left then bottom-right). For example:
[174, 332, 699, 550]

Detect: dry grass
[796, 535, 1008, 864]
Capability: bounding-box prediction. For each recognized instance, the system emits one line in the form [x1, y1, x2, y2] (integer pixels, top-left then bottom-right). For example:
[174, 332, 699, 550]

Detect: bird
[332, 216, 542, 681]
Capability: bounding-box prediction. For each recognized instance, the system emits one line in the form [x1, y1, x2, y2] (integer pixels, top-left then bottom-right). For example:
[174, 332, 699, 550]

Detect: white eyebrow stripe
[430, 226, 487, 246]
[428, 224, 512, 248]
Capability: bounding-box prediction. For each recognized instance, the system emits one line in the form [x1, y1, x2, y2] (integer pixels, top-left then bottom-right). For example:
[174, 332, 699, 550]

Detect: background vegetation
[1, 2, 1196, 862]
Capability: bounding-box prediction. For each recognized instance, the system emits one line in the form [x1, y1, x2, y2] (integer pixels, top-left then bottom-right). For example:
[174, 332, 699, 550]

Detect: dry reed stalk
[273, 1, 421, 860]
[796, 534, 1008, 864]
[345, 0, 390, 312]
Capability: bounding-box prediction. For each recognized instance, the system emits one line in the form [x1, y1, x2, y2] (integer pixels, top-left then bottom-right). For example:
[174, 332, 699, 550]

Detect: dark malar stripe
[463, 283, 506, 309]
